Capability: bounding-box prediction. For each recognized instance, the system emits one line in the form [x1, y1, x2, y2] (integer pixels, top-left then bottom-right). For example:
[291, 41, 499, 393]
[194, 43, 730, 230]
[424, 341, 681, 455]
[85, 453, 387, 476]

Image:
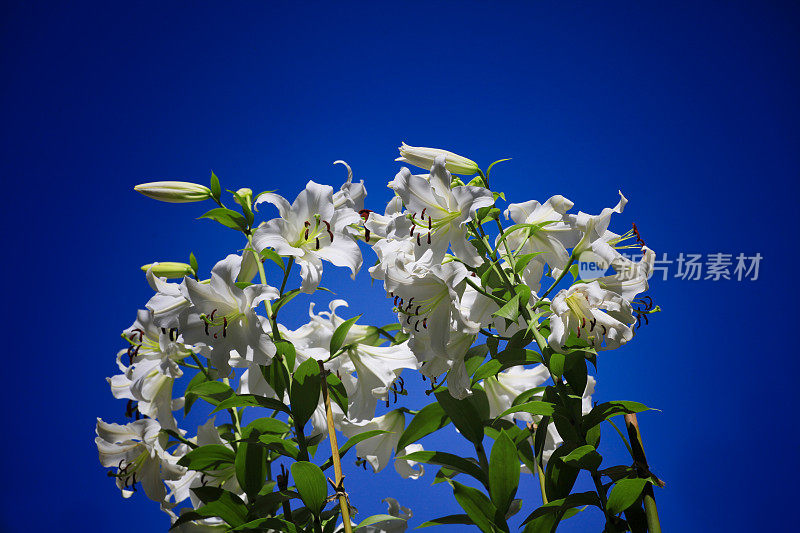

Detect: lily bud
[395, 142, 479, 175]
[233, 187, 253, 210]
[134, 181, 212, 203]
[141, 262, 195, 278]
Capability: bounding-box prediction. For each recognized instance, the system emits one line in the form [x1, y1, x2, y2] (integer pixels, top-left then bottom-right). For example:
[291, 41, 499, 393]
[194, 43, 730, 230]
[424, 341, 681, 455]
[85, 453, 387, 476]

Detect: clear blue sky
[2, 1, 798, 531]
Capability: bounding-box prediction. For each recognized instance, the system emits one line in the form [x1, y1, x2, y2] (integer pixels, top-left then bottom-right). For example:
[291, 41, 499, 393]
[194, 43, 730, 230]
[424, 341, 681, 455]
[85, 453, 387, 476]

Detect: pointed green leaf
[177, 444, 235, 471]
[396, 402, 449, 451]
[495, 400, 555, 421]
[434, 389, 488, 445]
[330, 315, 361, 355]
[291, 461, 328, 516]
[417, 514, 474, 528]
[606, 478, 649, 515]
[210, 393, 291, 415]
[582, 401, 652, 430]
[560, 444, 602, 471]
[401, 451, 487, 487]
[199, 207, 248, 231]
[451, 481, 497, 533]
[319, 430, 389, 471]
[488, 431, 520, 516]
[290, 358, 322, 427]
[492, 294, 520, 322]
[209, 171, 221, 201]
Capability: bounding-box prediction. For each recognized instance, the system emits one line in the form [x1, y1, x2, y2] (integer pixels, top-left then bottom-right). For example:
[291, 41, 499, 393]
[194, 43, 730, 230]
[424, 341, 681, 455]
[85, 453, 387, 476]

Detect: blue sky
[2, 1, 798, 531]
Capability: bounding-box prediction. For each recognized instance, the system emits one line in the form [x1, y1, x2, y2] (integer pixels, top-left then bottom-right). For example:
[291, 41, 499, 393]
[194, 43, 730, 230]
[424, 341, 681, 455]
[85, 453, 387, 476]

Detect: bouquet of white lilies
[96, 144, 663, 533]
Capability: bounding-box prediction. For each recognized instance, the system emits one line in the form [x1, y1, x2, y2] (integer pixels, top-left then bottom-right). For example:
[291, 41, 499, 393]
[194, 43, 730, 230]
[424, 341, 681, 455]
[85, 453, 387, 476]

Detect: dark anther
[324, 220, 334, 241]
[394, 295, 399, 306]
[417, 234, 421, 246]
[415, 305, 421, 315]
[421, 375, 426, 382]
[209, 309, 217, 320]
[200, 473, 208, 487]
[304, 228, 310, 240]
[204, 320, 209, 336]
[169, 328, 178, 341]
[576, 327, 581, 338]
[409, 224, 415, 237]
[414, 320, 420, 332]
[213, 332, 218, 339]
[385, 397, 390, 407]
[315, 237, 320, 249]
[427, 232, 431, 245]
[358, 209, 372, 221]
[364, 228, 370, 242]
[161, 327, 166, 335]
[304, 220, 311, 226]
[406, 314, 412, 325]
[589, 318, 596, 331]
[125, 400, 136, 418]
[421, 208, 426, 219]
[601, 325, 607, 335]
[581, 317, 586, 328]
[405, 297, 415, 312]
[398, 376, 404, 390]
[392, 387, 398, 403]
[131, 328, 144, 342]
[223, 317, 228, 338]
[632, 222, 646, 247]
[428, 217, 432, 230]
[423, 318, 427, 329]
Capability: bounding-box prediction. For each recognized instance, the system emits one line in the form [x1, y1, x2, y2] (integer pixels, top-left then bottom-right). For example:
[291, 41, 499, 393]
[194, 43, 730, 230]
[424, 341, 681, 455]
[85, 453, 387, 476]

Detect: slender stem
[222, 377, 242, 441]
[474, 441, 489, 474]
[318, 361, 353, 533]
[246, 233, 274, 320]
[189, 352, 211, 380]
[624, 413, 662, 533]
[464, 276, 505, 305]
[536, 255, 575, 303]
[280, 256, 295, 295]
[536, 460, 548, 505]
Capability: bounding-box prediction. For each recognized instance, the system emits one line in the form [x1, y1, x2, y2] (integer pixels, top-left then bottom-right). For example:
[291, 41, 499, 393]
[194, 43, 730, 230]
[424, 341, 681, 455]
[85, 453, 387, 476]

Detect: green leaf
[549, 352, 565, 378]
[434, 389, 488, 445]
[290, 358, 322, 427]
[486, 158, 512, 178]
[606, 478, 649, 515]
[520, 491, 600, 527]
[187, 380, 234, 407]
[261, 248, 285, 270]
[495, 400, 555, 421]
[272, 288, 301, 316]
[472, 359, 503, 382]
[396, 402, 449, 451]
[198, 207, 248, 231]
[257, 434, 300, 460]
[319, 430, 389, 471]
[274, 339, 297, 372]
[244, 417, 291, 436]
[189, 252, 199, 276]
[262, 356, 291, 401]
[492, 294, 520, 322]
[513, 252, 544, 274]
[229, 517, 297, 532]
[582, 401, 651, 430]
[562, 352, 588, 397]
[514, 284, 532, 307]
[560, 444, 602, 471]
[511, 387, 547, 407]
[325, 372, 349, 416]
[451, 481, 497, 533]
[401, 451, 487, 487]
[183, 486, 248, 528]
[210, 394, 291, 415]
[417, 514, 474, 528]
[177, 444, 235, 471]
[209, 171, 221, 201]
[545, 443, 580, 500]
[330, 315, 361, 355]
[354, 515, 404, 530]
[235, 422, 269, 500]
[291, 461, 328, 516]
[488, 431, 520, 517]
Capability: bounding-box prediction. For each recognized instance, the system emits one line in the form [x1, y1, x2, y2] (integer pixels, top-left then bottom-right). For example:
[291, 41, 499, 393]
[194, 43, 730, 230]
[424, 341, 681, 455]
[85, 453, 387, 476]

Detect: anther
[223, 317, 228, 338]
[409, 224, 415, 237]
[417, 234, 421, 246]
[204, 321, 209, 336]
[161, 327, 166, 335]
[406, 315, 412, 325]
[576, 327, 581, 338]
[423, 318, 427, 329]
[394, 295, 399, 306]
[305, 228, 310, 240]
[414, 305, 421, 315]
[427, 232, 431, 244]
[601, 325, 607, 335]
[581, 317, 586, 328]
[589, 318, 596, 331]
[315, 237, 320, 249]
[209, 309, 217, 320]
[414, 320, 420, 332]
[421, 208, 426, 219]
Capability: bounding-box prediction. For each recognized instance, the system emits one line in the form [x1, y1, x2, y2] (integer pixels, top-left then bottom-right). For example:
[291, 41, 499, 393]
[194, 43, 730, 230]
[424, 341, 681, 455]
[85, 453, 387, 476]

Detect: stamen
[406, 314, 412, 324]
[209, 309, 217, 320]
[414, 305, 421, 315]
[417, 234, 421, 246]
[410, 223, 415, 237]
[394, 295, 399, 306]
[414, 320, 420, 332]
[601, 325, 607, 335]
[204, 320, 209, 336]
[632, 223, 646, 247]
[405, 297, 415, 312]
[421, 208, 426, 219]
[315, 237, 320, 249]
[576, 327, 581, 338]
[581, 317, 586, 328]
[589, 318, 596, 331]
[427, 232, 431, 244]
[223, 317, 228, 337]
[423, 318, 427, 329]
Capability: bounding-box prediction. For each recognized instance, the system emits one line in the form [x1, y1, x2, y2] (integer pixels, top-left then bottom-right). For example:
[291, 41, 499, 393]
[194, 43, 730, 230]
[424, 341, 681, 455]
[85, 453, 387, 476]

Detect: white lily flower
[96, 418, 183, 502]
[341, 410, 423, 479]
[281, 300, 418, 422]
[134, 181, 212, 203]
[179, 254, 278, 375]
[483, 365, 551, 423]
[501, 195, 579, 279]
[362, 196, 404, 243]
[165, 418, 241, 508]
[591, 242, 655, 303]
[332, 160, 367, 213]
[547, 281, 634, 353]
[146, 266, 190, 329]
[567, 191, 628, 259]
[253, 180, 363, 293]
[396, 142, 479, 175]
[387, 156, 493, 267]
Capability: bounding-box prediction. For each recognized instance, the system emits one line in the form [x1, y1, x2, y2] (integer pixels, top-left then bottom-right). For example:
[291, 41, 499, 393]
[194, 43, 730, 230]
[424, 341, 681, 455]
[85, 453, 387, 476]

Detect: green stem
[189, 352, 211, 381]
[474, 441, 489, 473]
[536, 255, 575, 303]
[536, 460, 548, 505]
[279, 256, 295, 295]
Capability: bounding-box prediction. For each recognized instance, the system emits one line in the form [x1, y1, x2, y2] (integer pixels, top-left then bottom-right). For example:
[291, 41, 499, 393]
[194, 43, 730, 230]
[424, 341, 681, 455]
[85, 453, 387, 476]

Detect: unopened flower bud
[233, 188, 253, 210]
[141, 262, 195, 278]
[396, 142, 479, 175]
[134, 181, 212, 203]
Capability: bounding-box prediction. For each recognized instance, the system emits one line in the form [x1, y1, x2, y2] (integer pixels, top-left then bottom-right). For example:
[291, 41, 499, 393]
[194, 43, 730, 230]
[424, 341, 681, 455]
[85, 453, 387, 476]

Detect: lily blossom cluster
[96, 143, 661, 532]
